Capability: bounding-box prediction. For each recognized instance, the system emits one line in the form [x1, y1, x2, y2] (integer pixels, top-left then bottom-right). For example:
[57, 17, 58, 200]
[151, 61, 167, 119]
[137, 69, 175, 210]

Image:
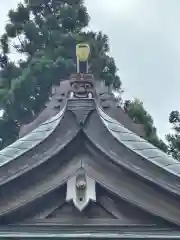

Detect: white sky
[0, 0, 180, 139]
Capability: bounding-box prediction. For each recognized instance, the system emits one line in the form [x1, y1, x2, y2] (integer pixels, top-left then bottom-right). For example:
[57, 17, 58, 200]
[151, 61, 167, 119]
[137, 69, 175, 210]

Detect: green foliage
[0, 114, 19, 149]
[124, 99, 168, 153]
[0, 34, 9, 54]
[166, 111, 180, 160]
[0, 0, 121, 149]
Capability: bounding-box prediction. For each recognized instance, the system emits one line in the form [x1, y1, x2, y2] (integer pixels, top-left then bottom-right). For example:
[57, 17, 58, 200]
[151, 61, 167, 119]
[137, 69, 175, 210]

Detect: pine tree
[166, 111, 180, 160]
[0, 0, 121, 149]
[124, 99, 168, 152]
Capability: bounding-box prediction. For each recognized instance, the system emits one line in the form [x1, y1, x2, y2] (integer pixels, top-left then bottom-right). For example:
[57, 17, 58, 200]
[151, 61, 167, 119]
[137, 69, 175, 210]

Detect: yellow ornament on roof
[76, 43, 90, 62]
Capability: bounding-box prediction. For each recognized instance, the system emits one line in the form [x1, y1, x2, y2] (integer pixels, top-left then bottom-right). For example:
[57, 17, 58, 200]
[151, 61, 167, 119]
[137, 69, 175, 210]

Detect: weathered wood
[0, 74, 179, 238]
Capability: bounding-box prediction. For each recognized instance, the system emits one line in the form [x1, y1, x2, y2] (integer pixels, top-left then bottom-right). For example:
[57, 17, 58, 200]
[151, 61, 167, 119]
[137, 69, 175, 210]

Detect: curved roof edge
[0, 105, 67, 168]
[98, 107, 180, 177]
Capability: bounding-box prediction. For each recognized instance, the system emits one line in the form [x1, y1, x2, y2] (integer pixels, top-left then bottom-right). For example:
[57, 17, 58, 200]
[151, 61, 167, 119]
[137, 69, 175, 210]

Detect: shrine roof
[98, 107, 180, 176]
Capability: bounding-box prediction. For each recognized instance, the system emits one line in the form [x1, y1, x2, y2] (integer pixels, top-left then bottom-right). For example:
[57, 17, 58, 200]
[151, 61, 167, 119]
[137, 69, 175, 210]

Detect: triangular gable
[22, 184, 172, 227]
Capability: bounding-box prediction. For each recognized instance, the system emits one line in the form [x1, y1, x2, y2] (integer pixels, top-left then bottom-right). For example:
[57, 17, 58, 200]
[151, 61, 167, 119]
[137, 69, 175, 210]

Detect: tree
[0, 115, 19, 149]
[0, 0, 121, 149]
[124, 99, 168, 153]
[166, 111, 180, 160]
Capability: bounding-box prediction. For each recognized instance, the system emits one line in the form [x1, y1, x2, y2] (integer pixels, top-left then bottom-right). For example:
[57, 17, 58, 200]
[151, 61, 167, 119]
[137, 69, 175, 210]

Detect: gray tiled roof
[0, 106, 66, 167]
[98, 107, 180, 176]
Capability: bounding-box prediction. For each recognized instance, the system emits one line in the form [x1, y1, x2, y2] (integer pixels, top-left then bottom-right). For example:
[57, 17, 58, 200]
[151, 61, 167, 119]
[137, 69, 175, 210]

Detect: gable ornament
[66, 169, 96, 211]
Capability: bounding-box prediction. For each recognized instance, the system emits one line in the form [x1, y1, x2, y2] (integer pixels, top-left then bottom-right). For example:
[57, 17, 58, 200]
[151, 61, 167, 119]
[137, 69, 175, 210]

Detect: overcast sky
[0, 0, 180, 139]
